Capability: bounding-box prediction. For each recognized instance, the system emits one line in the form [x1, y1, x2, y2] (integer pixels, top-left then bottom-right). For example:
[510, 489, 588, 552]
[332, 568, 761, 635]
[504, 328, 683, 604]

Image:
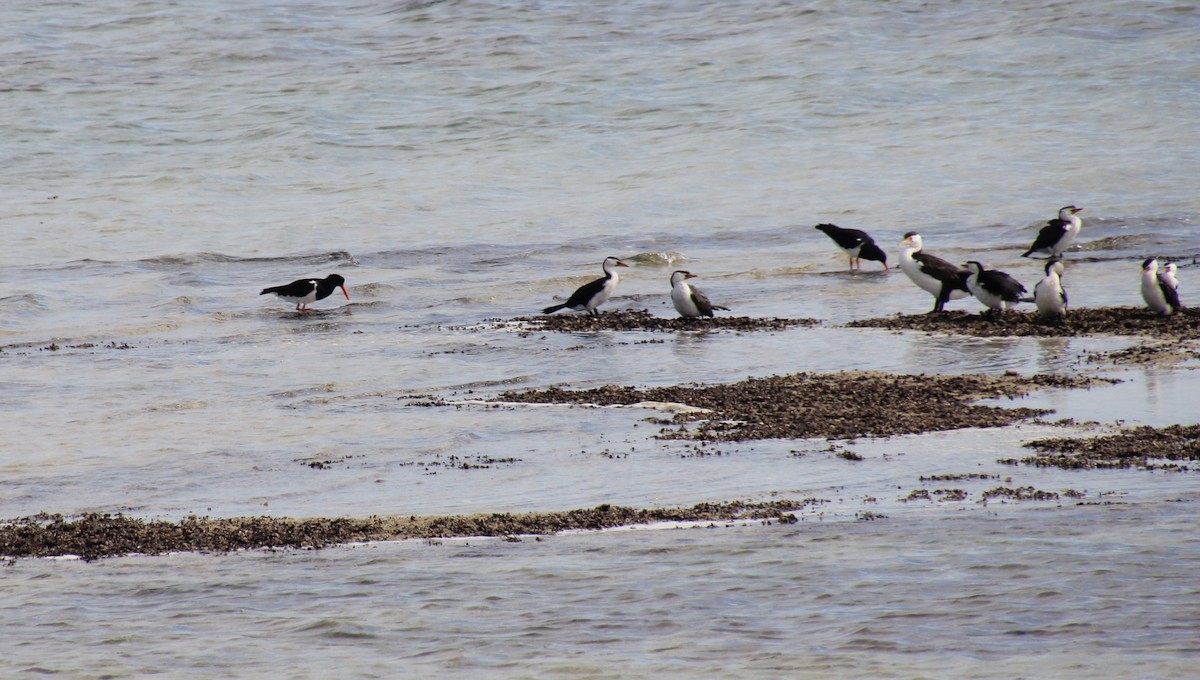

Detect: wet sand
[0, 499, 814, 561]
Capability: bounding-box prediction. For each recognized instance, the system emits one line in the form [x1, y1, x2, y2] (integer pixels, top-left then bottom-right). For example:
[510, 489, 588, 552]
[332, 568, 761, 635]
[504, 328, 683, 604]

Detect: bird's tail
[1020, 249, 1035, 258]
[1019, 296, 1035, 304]
[542, 303, 568, 315]
[712, 305, 731, 311]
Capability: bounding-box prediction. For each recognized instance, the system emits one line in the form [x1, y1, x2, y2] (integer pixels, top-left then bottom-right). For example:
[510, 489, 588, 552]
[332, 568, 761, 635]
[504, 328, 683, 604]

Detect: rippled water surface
[4, 501, 1199, 679]
[3, 0, 1200, 677]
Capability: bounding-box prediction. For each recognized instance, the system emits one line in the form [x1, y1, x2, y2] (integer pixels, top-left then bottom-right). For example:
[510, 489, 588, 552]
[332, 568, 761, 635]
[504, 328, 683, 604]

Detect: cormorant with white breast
[260, 274, 350, 312]
[964, 261, 1028, 317]
[814, 223, 888, 271]
[543, 256, 629, 315]
[670, 270, 729, 318]
[1141, 257, 1181, 316]
[897, 232, 971, 312]
[1160, 262, 1179, 298]
[1033, 257, 1068, 321]
[1021, 206, 1084, 258]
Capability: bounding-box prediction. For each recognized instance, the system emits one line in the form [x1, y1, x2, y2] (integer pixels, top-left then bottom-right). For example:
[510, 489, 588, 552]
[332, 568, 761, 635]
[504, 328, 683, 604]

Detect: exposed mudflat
[0, 499, 816, 561]
[849, 307, 1200, 364]
[511, 309, 818, 333]
[496, 371, 1111, 441]
[1016, 424, 1200, 471]
[898, 485, 1072, 504]
[848, 306, 1200, 338]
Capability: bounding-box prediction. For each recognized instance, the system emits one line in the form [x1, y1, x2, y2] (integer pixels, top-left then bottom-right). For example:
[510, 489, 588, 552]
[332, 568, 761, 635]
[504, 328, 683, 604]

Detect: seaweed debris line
[496, 371, 1110, 442]
[1014, 423, 1200, 471]
[848, 306, 1200, 339]
[0, 500, 819, 561]
[513, 309, 818, 333]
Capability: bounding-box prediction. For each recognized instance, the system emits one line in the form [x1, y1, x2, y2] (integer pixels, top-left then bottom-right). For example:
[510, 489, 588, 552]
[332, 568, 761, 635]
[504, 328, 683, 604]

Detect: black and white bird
[670, 270, 729, 318]
[1161, 262, 1180, 297]
[260, 274, 350, 312]
[963, 261, 1028, 316]
[543, 256, 628, 315]
[1021, 205, 1084, 258]
[1141, 257, 1181, 316]
[1033, 258, 1068, 321]
[897, 232, 971, 312]
[814, 223, 888, 271]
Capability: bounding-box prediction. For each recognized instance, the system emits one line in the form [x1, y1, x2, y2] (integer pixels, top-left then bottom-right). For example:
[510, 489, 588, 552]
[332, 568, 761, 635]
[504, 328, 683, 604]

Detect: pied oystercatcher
[814, 223, 888, 271]
[260, 274, 350, 312]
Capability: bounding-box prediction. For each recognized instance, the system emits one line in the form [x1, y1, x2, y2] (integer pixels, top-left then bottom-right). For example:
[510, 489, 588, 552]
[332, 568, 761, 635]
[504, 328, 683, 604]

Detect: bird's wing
[982, 270, 1027, 299]
[563, 276, 608, 308]
[261, 279, 315, 297]
[816, 224, 866, 249]
[1028, 220, 1067, 251]
[691, 287, 715, 316]
[913, 252, 969, 289]
[853, 229, 878, 245]
[1160, 279, 1182, 310]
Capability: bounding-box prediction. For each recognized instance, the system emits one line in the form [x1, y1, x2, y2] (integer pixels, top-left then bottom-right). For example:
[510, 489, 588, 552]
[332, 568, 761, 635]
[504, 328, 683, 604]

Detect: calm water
[2, 1, 1200, 677]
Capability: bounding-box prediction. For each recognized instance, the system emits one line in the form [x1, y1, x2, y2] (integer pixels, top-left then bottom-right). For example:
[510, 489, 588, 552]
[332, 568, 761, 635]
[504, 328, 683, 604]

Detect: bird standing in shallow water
[670, 270, 728, 318]
[1141, 258, 1181, 316]
[543, 256, 628, 316]
[814, 223, 888, 271]
[260, 274, 350, 312]
[897, 232, 971, 312]
[964, 261, 1027, 317]
[1033, 258, 1068, 322]
[1022, 206, 1084, 258]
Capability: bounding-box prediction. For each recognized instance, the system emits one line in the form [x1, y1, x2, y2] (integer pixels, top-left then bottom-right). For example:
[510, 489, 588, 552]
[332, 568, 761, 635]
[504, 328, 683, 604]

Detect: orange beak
[341, 286, 350, 301]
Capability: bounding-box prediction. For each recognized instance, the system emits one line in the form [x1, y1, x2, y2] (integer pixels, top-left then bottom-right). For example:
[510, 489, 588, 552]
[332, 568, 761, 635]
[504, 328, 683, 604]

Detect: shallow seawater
[3, 499, 1199, 679]
[3, 0, 1200, 676]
